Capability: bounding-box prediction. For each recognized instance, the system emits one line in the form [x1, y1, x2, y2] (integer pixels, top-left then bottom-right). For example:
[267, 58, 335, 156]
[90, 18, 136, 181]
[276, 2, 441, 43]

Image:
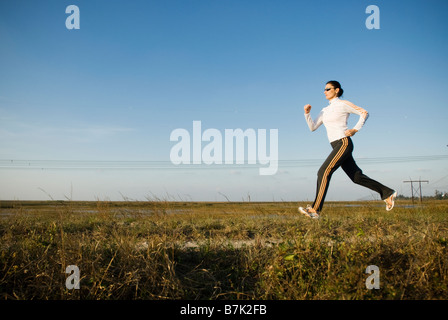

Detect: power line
[403, 179, 429, 204]
[0, 154, 447, 170]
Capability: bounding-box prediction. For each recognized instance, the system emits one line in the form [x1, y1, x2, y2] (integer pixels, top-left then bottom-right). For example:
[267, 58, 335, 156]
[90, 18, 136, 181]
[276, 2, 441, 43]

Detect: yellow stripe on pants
[313, 137, 348, 212]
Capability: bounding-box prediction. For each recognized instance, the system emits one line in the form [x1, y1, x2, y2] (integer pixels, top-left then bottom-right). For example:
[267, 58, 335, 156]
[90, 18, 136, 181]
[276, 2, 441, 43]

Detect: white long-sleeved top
[304, 97, 369, 143]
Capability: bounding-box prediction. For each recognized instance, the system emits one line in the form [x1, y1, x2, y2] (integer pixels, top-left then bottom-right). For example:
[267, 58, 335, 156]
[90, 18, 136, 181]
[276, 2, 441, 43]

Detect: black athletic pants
[312, 137, 394, 212]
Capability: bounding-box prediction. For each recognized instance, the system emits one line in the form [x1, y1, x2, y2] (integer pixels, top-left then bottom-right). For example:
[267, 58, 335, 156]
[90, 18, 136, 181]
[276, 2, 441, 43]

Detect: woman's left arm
[341, 100, 369, 136]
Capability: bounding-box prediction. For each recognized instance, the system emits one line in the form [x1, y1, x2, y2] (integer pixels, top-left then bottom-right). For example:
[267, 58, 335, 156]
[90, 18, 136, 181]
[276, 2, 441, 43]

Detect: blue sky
[1, 0, 447, 201]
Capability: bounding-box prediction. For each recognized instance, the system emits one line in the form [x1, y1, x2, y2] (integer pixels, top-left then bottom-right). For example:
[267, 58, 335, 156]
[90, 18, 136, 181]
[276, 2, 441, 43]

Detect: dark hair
[326, 80, 344, 97]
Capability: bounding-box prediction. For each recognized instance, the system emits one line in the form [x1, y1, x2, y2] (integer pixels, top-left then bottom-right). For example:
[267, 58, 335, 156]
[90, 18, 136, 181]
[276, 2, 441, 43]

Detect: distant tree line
[396, 190, 447, 200]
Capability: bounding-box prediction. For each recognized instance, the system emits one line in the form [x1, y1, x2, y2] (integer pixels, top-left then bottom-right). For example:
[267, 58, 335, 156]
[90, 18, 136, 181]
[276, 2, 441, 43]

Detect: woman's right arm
[304, 104, 323, 132]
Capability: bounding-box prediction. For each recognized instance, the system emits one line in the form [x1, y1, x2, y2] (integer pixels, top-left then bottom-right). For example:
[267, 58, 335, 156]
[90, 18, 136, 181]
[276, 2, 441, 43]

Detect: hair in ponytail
[327, 80, 344, 97]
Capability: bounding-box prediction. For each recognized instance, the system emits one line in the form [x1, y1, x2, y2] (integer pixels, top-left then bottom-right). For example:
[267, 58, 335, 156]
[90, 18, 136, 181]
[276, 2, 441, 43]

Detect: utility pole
[403, 179, 429, 204]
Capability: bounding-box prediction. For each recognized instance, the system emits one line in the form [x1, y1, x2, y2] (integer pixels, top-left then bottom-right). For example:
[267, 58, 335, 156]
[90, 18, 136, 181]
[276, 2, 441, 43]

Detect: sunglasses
[324, 88, 334, 92]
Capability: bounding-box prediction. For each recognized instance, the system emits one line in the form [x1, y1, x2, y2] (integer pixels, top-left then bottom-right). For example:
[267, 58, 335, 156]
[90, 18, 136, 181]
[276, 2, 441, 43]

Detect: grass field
[0, 199, 447, 300]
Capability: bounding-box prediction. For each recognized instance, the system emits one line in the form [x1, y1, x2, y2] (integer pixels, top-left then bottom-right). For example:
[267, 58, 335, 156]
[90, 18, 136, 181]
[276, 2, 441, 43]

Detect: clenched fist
[304, 104, 312, 114]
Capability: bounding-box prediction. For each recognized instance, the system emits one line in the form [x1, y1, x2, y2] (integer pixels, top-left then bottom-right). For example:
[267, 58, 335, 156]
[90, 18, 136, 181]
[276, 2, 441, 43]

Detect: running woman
[299, 80, 397, 219]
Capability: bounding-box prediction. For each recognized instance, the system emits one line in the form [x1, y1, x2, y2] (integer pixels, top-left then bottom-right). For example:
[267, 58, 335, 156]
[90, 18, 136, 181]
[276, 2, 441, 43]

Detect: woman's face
[324, 84, 339, 100]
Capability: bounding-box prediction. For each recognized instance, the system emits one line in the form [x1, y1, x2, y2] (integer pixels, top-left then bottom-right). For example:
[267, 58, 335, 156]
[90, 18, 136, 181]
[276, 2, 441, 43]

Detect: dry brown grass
[0, 200, 447, 299]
